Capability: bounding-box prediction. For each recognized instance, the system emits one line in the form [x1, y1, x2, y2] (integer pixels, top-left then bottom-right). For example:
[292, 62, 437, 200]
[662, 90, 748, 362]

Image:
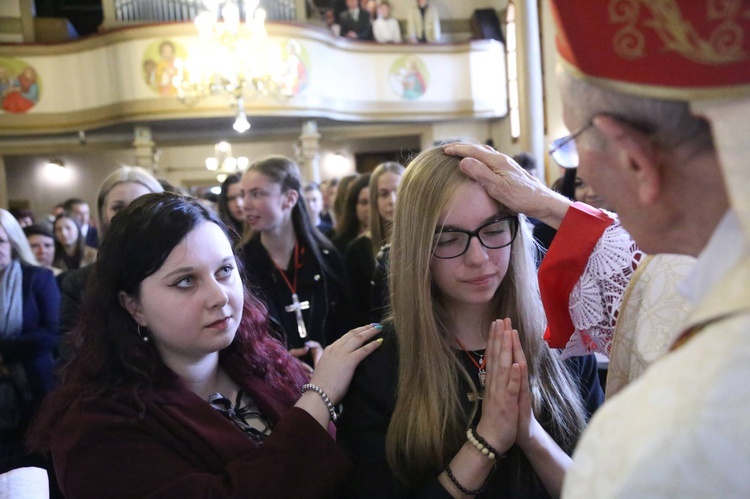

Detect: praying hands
[439, 319, 572, 498]
[476, 319, 528, 455]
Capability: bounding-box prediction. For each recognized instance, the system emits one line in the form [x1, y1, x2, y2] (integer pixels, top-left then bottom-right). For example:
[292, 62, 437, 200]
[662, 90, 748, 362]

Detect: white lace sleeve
[562, 217, 644, 359]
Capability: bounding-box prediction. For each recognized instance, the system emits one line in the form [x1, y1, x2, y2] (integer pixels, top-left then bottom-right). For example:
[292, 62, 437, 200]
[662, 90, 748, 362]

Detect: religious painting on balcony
[285, 40, 311, 96]
[389, 55, 428, 100]
[142, 40, 189, 96]
[0, 58, 41, 114]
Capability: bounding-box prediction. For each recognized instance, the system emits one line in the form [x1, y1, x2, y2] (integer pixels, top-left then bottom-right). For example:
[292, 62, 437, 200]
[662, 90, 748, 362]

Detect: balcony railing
[113, 0, 203, 23]
[104, 0, 302, 29]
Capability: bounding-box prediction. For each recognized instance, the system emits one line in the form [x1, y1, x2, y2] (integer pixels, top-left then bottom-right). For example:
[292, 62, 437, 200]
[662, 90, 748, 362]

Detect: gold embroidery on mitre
[609, 0, 748, 64]
[610, 0, 645, 59]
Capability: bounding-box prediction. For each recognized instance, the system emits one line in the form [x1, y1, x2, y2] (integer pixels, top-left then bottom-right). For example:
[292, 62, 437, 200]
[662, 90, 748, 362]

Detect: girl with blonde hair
[0, 209, 39, 266]
[367, 161, 404, 256]
[344, 162, 404, 324]
[337, 146, 602, 497]
[58, 165, 165, 362]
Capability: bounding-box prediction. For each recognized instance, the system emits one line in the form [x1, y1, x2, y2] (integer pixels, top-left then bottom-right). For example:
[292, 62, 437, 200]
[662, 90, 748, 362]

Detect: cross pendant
[478, 369, 487, 389]
[468, 370, 487, 402]
[284, 293, 310, 339]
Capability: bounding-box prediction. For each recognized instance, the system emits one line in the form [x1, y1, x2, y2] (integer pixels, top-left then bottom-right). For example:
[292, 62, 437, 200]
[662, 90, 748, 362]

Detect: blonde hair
[385, 147, 586, 483]
[0, 209, 39, 266]
[96, 166, 164, 229]
[368, 161, 405, 254]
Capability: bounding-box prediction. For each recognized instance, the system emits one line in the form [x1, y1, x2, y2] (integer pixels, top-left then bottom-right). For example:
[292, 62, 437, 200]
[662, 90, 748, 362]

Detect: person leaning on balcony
[339, 0, 373, 40]
[406, 0, 441, 43]
[373, 1, 402, 43]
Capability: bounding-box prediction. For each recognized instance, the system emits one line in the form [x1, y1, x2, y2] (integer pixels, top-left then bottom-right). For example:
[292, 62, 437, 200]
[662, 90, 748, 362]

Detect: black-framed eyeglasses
[548, 121, 594, 169]
[433, 216, 519, 259]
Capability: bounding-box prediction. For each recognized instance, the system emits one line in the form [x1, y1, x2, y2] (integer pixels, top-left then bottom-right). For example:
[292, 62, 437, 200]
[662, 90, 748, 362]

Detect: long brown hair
[368, 161, 405, 255]
[385, 147, 586, 483]
[52, 212, 86, 271]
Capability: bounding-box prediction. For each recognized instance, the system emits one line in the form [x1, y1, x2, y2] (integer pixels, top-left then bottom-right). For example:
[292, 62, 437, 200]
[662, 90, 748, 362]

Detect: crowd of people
[2, 1, 748, 496]
[326, 0, 441, 44]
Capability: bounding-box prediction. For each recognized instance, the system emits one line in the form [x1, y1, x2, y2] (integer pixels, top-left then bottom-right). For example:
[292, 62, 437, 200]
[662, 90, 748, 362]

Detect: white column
[298, 120, 321, 183]
[132, 125, 155, 170]
[515, 0, 544, 180]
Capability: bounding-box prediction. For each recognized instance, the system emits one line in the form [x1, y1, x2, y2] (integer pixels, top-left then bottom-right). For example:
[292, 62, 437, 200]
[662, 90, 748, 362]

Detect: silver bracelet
[301, 383, 338, 423]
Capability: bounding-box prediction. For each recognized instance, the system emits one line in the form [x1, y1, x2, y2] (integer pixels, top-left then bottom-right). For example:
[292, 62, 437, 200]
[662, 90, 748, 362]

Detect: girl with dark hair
[331, 172, 371, 255]
[217, 173, 245, 239]
[240, 156, 350, 372]
[564, 168, 612, 211]
[28, 193, 382, 497]
[52, 212, 96, 271]
[332, 174, 359, 232]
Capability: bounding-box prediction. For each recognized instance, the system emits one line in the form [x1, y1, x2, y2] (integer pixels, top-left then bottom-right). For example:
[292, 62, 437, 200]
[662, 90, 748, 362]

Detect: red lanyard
[274, 242, 303, 293]
[454, 337, 486, 372]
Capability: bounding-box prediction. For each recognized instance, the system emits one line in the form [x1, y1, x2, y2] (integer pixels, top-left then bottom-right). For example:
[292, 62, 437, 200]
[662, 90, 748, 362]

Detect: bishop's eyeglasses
[433, 216, 519, 259]
[548, 121, 594, 168]
[549, 116, 655, 168]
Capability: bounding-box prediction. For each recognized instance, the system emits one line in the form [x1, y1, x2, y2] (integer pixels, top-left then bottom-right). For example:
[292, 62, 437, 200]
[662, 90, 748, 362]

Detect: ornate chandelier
[173, 0, 302, 133]
[206, 141, 249, 177]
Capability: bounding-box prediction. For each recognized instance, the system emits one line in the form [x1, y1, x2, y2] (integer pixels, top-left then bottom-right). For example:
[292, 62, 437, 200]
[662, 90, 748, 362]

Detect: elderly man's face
[561, 92, 659, 252]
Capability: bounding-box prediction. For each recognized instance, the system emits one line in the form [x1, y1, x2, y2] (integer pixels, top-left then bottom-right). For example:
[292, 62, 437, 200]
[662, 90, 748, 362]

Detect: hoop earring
[137, 325, 150, 343]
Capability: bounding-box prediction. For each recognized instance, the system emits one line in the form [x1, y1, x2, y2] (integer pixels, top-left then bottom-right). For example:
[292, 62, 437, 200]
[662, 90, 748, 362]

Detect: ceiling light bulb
[222, 157, 237, 171]
[233, 111, 251, 133]
[205, 157, 219, 171]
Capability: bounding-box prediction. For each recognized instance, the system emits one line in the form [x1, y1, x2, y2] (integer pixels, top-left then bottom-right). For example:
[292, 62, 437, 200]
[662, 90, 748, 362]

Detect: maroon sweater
[50, 373, 350, 498]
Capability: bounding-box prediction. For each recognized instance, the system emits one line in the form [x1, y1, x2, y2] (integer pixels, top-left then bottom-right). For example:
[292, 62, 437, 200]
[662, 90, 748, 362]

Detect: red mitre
[550, 0, 750, 99]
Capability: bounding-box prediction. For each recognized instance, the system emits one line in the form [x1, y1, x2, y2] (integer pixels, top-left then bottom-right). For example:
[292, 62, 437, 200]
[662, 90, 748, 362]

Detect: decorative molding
[0, 22, 507, 136]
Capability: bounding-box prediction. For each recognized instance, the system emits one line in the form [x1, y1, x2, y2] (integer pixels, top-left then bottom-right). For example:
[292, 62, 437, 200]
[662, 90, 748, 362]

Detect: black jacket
[240, 236, 351, 354]
[337, 327, 604, 498]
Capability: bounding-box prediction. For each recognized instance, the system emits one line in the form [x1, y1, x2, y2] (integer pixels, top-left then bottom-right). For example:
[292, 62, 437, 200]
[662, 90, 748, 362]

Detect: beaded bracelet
[301, 383, 338, 423]
[444, 463, 496, 496]
[466, 428, 502, 460]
